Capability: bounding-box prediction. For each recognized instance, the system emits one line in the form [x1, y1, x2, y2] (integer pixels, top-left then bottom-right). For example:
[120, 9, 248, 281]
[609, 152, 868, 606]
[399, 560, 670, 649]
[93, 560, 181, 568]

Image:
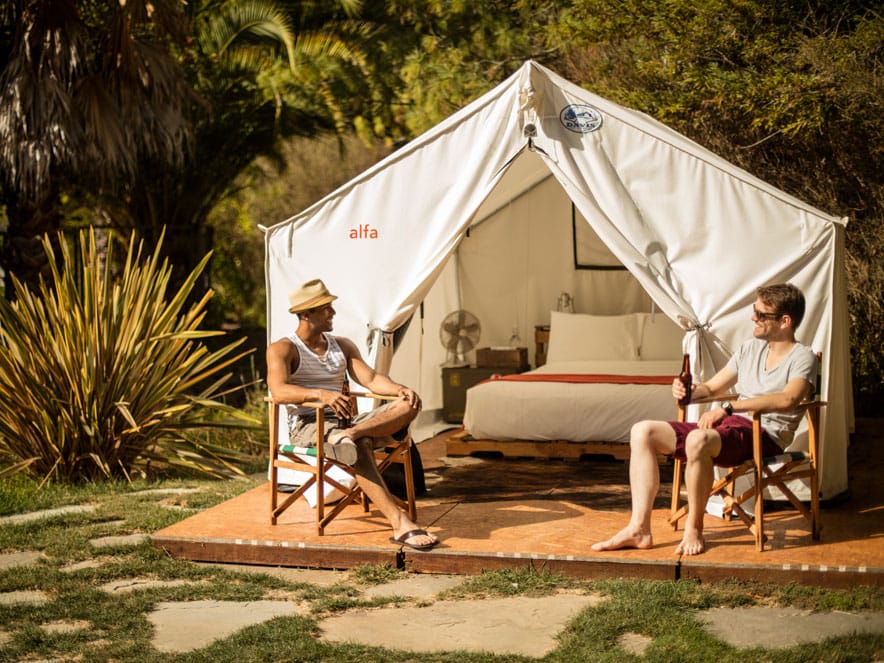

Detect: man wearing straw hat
[266, 278, 438, 551]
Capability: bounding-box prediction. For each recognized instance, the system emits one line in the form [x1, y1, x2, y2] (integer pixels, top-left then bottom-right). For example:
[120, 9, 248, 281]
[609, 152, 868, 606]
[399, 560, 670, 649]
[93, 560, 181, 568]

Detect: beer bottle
[339, 378, 353, 427]
[678, 353, 692, 407]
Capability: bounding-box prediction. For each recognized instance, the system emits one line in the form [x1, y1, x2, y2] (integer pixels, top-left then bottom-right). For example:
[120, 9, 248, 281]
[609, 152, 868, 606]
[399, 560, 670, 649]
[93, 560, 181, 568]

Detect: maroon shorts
[668, 415, 782, 467]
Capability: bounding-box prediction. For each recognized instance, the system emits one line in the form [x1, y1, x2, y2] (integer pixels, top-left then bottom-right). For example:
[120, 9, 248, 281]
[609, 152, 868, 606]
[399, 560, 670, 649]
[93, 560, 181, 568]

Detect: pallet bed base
[446, 430, 631, 460]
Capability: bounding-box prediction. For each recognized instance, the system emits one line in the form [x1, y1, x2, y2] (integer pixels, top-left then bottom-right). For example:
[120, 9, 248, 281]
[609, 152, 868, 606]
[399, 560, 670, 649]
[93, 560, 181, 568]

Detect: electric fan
[439, 310, 481, 365]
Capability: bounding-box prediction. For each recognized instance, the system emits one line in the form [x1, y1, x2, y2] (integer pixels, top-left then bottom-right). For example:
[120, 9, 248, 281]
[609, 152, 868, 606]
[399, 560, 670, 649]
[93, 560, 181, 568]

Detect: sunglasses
[753, 306, 782, 321]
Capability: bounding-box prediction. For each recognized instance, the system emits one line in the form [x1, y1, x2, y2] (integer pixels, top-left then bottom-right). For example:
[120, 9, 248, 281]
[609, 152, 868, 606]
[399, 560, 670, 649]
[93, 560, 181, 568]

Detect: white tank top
[285, 332, 347, 423]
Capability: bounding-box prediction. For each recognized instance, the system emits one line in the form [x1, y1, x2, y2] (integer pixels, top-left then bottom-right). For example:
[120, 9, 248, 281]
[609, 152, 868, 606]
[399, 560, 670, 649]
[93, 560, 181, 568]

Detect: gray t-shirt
[725, 339, 818, 448]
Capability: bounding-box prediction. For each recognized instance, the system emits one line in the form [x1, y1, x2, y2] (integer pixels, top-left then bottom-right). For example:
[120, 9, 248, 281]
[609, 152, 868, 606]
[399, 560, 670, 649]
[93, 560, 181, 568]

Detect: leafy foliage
[550, 0, 883, 413]
[0, 230, 258, 483]
[350, 0, 882, 414]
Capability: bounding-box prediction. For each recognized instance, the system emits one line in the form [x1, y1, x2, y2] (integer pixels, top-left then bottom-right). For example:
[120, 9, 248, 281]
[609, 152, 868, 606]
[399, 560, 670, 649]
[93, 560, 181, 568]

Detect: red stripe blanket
[482, 373, 674, 385]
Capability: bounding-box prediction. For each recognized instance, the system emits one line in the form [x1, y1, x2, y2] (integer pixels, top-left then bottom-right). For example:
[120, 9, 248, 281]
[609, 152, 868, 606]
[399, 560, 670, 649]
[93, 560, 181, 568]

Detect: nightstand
[441, 366, 520, 423]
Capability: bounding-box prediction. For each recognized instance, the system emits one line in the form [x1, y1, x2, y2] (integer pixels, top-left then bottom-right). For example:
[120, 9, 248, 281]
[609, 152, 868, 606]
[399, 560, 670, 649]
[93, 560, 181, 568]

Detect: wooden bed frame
[445, 429, 632, 461]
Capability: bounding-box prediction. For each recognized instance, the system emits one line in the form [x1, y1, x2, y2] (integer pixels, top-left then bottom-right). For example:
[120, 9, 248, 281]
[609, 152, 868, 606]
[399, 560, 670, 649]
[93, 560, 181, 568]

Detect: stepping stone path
[3, 502, 883, 657]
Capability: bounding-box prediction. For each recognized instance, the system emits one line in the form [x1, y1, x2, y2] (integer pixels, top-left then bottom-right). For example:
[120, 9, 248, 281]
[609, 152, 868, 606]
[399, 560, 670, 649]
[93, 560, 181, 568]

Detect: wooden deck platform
[152, 419, 884, 589]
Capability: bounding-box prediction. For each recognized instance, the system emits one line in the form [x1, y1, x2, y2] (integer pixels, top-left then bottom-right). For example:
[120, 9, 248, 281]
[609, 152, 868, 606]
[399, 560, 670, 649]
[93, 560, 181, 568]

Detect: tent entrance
[390, 151, 653, 410]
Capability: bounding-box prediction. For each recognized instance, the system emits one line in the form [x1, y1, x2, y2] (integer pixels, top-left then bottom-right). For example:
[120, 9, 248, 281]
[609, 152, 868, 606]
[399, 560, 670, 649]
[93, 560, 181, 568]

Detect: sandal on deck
[389, 529, 438, 551]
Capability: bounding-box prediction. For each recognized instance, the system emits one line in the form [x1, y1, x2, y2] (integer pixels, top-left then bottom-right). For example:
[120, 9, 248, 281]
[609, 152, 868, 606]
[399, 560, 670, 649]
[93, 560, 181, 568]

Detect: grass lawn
[1, 475, 882, 662]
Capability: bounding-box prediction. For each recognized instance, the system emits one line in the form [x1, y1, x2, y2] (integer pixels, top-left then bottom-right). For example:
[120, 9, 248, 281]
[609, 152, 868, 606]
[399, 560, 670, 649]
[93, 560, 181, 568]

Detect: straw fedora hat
[288, 279, 337, 314]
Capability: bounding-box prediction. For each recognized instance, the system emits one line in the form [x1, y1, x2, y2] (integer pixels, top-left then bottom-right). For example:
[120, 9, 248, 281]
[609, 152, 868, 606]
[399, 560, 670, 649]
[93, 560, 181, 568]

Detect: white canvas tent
[263, 61, 852, 499]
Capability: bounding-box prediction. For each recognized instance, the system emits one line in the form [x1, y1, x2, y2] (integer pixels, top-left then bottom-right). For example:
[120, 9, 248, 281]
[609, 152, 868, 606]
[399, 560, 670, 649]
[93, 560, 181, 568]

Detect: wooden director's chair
[266, 392, 417, 534]
[669, 358, 825, 552]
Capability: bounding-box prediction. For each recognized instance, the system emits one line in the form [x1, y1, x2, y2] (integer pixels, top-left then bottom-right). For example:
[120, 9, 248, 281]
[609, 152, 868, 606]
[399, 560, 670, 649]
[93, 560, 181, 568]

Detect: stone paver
[61, 559, 105, 573]
[99, 578, 198, 594]
[203, 562, 348, 587]
[0, 551, 46, 570]
[700, 606, 884, 649]
[130, 488, 202, 496]
[148, 600, 304, 653]
[0, 590, 49, 606]
[89, 533, 149, 548]
[318, 593, 602, 658]
[618, 632, 654, 656]
[40, 620, 91, 635]
[0, 505, 95, 526]
[363, 574, 463, 600]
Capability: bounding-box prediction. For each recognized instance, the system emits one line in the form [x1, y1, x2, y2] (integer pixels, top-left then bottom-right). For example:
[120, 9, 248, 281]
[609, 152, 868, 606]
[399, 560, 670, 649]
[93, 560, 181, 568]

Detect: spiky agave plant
[0, 230, 258, 483]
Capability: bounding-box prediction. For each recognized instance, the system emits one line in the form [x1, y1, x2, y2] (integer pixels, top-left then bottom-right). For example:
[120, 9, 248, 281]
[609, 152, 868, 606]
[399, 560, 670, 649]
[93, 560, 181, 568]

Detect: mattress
[462, 360, 678, 443]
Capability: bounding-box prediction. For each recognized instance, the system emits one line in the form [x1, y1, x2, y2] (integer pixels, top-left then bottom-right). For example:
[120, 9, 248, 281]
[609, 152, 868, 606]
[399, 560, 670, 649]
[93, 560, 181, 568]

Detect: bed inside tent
[388, 148, 690, 459]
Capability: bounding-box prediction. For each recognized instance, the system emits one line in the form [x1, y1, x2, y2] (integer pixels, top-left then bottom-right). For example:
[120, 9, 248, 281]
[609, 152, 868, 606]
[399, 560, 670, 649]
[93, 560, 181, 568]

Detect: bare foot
[674, 530, 705, 556]
[591, 526, 653, 552]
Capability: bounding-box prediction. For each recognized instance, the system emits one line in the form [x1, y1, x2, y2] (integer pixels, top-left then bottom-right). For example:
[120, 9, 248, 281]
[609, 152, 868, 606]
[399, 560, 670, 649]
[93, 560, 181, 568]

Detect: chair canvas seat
[705, 450, 811, 518]
[271, 450, 357, 507]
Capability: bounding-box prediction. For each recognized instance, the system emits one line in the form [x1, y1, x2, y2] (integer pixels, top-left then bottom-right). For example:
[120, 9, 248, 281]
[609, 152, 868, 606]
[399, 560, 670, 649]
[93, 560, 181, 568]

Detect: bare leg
[334, 399, 437, 547]
[592, 420, 676, 552]
[350, 437, 436, 547]
[325, 397, 416, 463]
[674, 429, 720, 556]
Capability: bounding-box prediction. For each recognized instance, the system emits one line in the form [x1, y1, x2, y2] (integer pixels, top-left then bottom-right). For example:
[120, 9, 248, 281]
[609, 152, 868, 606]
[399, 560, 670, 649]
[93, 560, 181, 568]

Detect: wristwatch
[721, 401, 734, 417]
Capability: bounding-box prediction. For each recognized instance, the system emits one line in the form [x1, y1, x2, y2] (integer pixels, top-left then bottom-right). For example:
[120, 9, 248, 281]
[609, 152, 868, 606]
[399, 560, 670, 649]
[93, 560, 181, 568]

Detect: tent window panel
[572, 203, 628, 271]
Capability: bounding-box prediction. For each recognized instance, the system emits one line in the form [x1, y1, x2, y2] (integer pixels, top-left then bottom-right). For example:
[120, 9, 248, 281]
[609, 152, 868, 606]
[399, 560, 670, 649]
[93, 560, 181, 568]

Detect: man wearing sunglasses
[593, 283, 818, 556]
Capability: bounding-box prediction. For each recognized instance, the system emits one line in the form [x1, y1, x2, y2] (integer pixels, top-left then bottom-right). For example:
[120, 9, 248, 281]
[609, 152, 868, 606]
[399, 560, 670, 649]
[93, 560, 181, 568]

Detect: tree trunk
[1, 187, 62, 300]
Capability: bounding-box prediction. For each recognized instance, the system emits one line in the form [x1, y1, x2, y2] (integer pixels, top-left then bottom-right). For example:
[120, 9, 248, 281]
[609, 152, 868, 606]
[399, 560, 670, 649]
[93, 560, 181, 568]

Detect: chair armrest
[675, 395, 826, 424]
[264, 396, 323, 409]
[352, 391, 399, 402]
[680, 393, 739, 406]
[678, 394, 825, 414]
[747, 399, 827, 418]
[265, 392, 399, 407]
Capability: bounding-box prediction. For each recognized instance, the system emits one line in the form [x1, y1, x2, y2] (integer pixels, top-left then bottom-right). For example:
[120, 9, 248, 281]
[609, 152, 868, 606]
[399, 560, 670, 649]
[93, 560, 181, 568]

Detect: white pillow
[546, 311, 642, 363]
[640, 313, 685, 360]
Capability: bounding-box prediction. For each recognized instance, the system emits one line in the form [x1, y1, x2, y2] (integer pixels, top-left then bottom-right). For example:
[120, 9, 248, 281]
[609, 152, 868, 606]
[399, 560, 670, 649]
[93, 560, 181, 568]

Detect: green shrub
[0, 230, 259, 483]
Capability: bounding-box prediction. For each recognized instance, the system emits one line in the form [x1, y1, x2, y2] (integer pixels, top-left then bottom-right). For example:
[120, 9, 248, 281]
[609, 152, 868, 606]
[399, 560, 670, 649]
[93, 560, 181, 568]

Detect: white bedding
[462, 359, 679, 443]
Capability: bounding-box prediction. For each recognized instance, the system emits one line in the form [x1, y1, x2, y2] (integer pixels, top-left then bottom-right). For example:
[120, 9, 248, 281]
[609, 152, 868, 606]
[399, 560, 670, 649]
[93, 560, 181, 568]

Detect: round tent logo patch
[559, 104, 603, 133]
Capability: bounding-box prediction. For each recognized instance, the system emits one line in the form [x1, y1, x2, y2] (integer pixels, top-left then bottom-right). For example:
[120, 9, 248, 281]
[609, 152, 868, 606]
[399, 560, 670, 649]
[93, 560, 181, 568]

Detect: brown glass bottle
[339, 378, 353, 427]
[678, 354, 692, 406]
